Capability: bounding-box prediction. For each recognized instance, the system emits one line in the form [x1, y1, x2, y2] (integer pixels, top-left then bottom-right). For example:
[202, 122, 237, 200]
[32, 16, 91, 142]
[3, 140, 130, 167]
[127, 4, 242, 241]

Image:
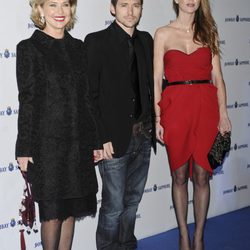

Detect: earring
[40, 16, 45, 25]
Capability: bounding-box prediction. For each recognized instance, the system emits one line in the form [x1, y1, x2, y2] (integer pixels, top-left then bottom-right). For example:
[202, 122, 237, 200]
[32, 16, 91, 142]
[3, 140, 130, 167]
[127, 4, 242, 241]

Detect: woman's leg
[192, 162, 210, 250]
[41, 219, 62, 250]
[41, 217, 75, 250]
[172, 163, 191, 250]
[58, 217, 75, 250]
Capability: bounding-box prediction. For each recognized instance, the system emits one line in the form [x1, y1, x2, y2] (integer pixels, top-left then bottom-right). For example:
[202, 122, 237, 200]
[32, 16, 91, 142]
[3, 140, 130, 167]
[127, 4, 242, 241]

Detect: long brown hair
[173, 0, 219, 55]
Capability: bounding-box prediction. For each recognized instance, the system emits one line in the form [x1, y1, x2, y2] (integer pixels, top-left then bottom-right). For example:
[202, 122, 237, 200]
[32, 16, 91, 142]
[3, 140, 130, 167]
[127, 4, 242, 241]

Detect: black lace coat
[16, 30, 98, 203]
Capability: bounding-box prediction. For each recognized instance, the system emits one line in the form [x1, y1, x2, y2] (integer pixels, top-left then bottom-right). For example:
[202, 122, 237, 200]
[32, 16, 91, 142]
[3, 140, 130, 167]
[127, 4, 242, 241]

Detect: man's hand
[103, 142, 114, 160]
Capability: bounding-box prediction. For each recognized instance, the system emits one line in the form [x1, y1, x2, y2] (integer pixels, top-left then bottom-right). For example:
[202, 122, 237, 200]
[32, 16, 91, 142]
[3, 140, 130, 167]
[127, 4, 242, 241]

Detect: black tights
[41, 217, 75, 250]
[172, 162, 210, 250]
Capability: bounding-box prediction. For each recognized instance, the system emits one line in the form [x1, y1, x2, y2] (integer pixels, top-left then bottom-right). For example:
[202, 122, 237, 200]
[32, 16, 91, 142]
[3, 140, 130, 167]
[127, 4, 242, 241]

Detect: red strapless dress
[158, 47, 219, 175]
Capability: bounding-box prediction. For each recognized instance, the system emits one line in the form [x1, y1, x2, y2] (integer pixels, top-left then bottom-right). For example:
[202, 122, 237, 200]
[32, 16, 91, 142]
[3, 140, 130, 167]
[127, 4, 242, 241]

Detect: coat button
[129, 114, 133, 118]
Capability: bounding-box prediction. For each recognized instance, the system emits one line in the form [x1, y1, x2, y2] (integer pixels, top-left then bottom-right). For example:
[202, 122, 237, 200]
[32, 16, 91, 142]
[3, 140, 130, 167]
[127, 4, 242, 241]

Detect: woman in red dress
[154, 0, 231, 249]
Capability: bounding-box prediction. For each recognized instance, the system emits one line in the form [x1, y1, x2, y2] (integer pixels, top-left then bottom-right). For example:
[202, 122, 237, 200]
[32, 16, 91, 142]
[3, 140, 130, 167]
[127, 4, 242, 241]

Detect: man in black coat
[84, 0, 156, 249]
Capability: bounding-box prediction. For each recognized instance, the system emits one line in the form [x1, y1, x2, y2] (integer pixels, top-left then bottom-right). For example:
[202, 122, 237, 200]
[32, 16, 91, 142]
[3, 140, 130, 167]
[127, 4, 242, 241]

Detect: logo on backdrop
[0, 49, 16, 59]
[0, 222, 9, 230]
[0, 107, 19, 116]
[144, 183, 170, 194]
[227, 101, 249, 109]
[10, 219, 16, 227]
[225, 15, 250, 22]
[0, 219, 19, 231]
[231, 143, 248, 151]
[0, 162, 19, 174]
[224, 58, 250, 67]
[223, 184, 248, 195]
[34, 242, 42, 248]
[8, 162, 16, 172]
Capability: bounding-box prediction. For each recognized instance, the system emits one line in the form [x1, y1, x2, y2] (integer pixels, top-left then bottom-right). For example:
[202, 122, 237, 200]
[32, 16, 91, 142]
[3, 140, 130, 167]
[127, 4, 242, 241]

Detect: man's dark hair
[111, 0, 143, 7]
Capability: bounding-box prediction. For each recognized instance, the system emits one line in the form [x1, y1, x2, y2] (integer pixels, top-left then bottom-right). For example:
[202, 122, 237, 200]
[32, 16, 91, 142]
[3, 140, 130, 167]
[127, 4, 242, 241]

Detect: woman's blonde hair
[29, 0, 77, 31]
[173, 0, 219, 55]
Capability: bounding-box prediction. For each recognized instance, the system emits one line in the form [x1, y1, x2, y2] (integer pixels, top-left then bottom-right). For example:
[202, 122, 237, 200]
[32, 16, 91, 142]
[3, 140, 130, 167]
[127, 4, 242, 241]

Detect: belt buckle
[187, 80, 192, 85]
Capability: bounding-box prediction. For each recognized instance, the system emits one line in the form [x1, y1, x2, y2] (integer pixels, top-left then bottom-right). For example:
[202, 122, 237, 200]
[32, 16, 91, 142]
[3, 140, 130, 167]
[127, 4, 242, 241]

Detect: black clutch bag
[208, 131, 231, 170]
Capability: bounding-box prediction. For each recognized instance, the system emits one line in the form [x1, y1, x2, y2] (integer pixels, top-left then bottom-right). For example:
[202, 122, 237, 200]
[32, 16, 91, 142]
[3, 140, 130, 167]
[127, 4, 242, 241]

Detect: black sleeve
[79, 40, 102, 149]
[83, 34, 111, 145]
[15, 41, 35, 157]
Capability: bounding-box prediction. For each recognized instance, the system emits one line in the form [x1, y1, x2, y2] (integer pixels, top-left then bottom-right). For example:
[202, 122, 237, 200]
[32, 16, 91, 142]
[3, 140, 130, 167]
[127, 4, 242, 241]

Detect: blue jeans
[96, 133, 151, 250]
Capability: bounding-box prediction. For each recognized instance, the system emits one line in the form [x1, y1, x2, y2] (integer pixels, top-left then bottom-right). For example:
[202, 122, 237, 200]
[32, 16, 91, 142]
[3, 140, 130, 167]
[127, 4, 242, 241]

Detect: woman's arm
[16, 41, 35, 171]
[211, 54, 232, 134]
[153, 28, 167, 143]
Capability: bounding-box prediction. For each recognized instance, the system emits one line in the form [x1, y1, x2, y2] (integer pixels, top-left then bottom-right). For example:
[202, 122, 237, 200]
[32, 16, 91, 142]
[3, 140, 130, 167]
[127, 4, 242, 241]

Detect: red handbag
[19, 171, 38, 250]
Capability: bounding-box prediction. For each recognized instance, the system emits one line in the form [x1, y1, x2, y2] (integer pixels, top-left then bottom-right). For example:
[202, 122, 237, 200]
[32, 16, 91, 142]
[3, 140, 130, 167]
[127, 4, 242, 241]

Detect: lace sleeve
[15, 41, 36, 157]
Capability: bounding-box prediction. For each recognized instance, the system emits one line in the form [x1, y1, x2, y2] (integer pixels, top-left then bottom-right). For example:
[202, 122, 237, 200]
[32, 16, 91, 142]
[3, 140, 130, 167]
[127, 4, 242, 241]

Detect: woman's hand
[156, 121, 164, 144]
[93, 150, 104, 163]
[17, 157, 33, 172]
[218, 115, 231, 135]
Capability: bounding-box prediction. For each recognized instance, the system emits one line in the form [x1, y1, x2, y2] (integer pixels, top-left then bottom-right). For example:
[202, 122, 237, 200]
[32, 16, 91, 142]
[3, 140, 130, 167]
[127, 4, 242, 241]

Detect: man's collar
[111, 21, 137, 43]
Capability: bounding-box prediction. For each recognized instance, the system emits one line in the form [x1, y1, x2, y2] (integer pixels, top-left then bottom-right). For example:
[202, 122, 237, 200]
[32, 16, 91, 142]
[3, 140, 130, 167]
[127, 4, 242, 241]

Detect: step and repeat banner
[0, 0, 250, 249]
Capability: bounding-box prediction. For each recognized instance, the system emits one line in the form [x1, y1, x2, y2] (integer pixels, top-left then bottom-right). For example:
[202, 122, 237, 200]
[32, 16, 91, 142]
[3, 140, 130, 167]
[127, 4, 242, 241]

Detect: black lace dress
[16, 30, 99, 221]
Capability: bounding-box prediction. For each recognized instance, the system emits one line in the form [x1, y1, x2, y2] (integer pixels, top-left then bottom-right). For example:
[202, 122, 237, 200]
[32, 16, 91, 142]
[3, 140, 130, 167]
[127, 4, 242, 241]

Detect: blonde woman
[154, 0, 231, 249]
[16, 1, 102, 249]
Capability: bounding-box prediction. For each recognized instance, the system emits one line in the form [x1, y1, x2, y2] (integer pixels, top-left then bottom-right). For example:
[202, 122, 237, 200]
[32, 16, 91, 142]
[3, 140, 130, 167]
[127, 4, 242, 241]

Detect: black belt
[168, 79, 212, 86]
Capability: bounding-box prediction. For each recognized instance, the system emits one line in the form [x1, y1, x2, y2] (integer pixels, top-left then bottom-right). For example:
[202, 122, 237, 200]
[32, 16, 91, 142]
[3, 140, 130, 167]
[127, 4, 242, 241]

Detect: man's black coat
[84, 22, 156, 157]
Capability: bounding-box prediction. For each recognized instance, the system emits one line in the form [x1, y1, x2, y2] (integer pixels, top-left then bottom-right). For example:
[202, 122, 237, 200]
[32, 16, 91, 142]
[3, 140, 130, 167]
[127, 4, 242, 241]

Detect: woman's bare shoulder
[154, 23, 175, 42]
[155, 24, 173, 35]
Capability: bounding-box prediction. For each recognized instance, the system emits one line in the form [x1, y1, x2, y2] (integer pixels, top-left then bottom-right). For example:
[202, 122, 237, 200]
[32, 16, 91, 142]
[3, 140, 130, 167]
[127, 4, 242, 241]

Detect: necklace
[179, 26, 192, 33]
[174, 20, 192, 33]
